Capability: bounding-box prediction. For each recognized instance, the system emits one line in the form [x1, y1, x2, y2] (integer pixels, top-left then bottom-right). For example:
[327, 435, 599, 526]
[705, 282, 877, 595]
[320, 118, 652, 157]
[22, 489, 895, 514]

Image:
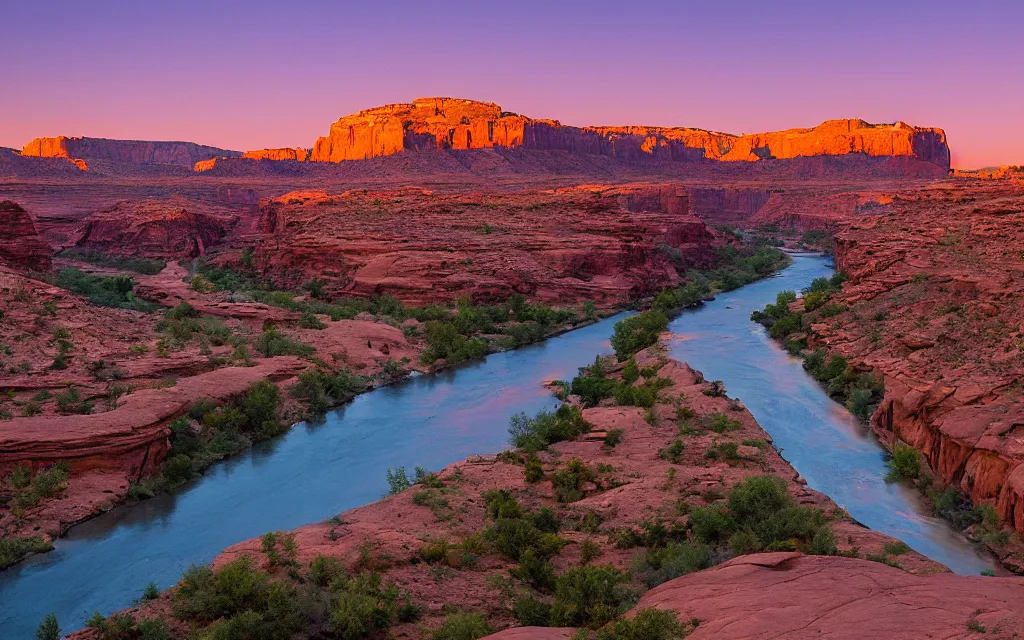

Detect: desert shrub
[420, 321, 489, 365]
[163, 454, 195, 486]
[702, 413, 741, 433]
[549, 565, 633, 628]
[883, 540, 911, 555]
[524, 456, 544, 482]
[35, 613, 61, 640]
[59, 249, 166, 275]
[290, 368, 365, 415]
[603, 429, 624, 447]
[508, 405, 589, 452]
[885, 443, 921, 482]
[570, 369, 620, 407]
[846, 387, 875, 421]
[253, 328, 314, 357]
[621, 359, 640, 383]
[511, 548, 556, 590]
[54, 268, 156, 311]
[482, 489, 525, 520]
[551, 458, 595, 502]
[596, 607, 686, 640]
[431, 613, 494, 640]
[610, 312, 668, 360]
[173, 557, 272, 623]
[1, 535, 54, 570]
[485, 518, 563, 562]
[386, 467, 412, 494]
[299, 312, 327, 329]
[632, 540, 711, 587]
[658, 439, 684, 464]
[55, 386, 92, 414]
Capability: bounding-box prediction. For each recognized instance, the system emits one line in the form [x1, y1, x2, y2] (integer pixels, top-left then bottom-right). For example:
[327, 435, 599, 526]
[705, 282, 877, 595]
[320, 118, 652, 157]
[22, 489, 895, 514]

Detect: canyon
[2, 97, 1023, 639]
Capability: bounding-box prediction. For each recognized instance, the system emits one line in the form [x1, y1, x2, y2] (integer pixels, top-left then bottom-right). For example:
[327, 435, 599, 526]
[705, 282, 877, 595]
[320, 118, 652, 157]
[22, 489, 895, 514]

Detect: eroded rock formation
[22, 136, 240, 168]
[309, 98, 950, 172]
[0, 201, 52, 271]
[69, 197, 236, 259]
[240, 147, 309, 162]
[251, 184, 715, 305]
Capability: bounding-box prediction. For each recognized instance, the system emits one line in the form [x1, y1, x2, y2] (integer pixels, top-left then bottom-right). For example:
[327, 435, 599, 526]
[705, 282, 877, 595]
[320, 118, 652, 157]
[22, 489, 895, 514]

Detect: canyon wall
[806, 181, 1024, 548]
[0, 201, 52, 271]
[240, 147, 309, 162]
[70, 197, 236, 259]
[309, 97, 951, 172]
[250, 184, 714, 306]
[22, 136, 240, 168]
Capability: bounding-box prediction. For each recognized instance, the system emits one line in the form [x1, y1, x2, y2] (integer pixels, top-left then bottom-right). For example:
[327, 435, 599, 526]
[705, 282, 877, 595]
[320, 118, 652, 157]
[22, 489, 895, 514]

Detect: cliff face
[240, 147, 309, 162]
[309, 98, 950, 172]
[70, 197, 235, 259]
[22, 136, 241, 168]
[0, 201, 52, 271]
[805, 181, 1024, 549]
[251, 184, 714, 306]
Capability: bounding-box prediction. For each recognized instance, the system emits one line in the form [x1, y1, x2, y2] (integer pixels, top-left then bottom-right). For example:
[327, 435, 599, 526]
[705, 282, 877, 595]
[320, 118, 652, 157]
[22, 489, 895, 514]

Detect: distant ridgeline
[12, 97, 950, 176]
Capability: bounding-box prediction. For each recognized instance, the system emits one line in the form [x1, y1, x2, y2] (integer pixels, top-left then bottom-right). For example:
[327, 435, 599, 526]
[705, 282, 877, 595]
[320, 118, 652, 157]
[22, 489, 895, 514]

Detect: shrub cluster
[58, 249, 166, 275]
[610, 312, 668, 360]
[54, 268, 156, 311]
[686, 475, 837, 558]
[508, 405, 589, 453]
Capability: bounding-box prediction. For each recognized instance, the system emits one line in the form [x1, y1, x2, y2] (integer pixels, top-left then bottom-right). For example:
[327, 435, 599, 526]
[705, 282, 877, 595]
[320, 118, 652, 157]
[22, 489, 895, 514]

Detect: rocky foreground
[66, 341, 1023, 639]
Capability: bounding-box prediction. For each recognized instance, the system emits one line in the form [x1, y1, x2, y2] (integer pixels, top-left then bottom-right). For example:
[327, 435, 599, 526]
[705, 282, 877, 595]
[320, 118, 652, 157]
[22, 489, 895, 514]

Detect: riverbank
[62, 343, 1022, 639]
[1, 242, 791, 573]
[748, 190, 1024, 573]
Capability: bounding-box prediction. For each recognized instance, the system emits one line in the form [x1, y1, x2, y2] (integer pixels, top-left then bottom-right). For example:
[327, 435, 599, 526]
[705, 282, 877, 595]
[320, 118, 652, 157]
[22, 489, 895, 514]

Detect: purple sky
[2, 0, 1021, 168]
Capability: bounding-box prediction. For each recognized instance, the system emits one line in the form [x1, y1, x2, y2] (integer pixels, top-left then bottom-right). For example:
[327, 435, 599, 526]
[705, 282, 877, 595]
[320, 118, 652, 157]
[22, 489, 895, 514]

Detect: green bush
[35, 613, 61, 640]
[596, 607, 686, 640]
[482, 489, 525, 520]
[549, 564, 633, 628]
[1, 535, 54, 570]
[885, 443, 921, 482]
[508, 405, 589, 453]
[290, 368, 366, 415]
[54, 268, 156, 311]
[570, 370, 620, 407]
[610, 312, 668, 360]
[253, 328, 315, 357]
[632, 540, 711, 587]
[421, 321, 489, 365]
[54, 250, 168, 275]
[431, 612, 494, 640]
[552, 458, 596, 502]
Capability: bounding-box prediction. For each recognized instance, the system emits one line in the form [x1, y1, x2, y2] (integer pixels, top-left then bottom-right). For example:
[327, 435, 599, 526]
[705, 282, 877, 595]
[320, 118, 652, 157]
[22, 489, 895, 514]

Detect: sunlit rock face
[309, 97, 950, 172]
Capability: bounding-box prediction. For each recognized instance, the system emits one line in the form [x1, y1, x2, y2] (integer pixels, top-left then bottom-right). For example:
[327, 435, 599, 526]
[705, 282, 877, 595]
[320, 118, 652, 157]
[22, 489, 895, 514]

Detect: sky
[1, 0, 1021, 168]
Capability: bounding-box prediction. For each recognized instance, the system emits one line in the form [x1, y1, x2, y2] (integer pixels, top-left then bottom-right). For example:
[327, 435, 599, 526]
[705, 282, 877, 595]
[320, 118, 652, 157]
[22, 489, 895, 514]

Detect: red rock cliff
[0, 201, 52, 271]
[309, 98, 950, 172]
[22, 136, 241, 167]
[240, 147, 309, 162]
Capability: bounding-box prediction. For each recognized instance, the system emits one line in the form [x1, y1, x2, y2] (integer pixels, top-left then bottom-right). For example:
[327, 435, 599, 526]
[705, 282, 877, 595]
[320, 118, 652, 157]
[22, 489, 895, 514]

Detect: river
[0, 254, 995, 637]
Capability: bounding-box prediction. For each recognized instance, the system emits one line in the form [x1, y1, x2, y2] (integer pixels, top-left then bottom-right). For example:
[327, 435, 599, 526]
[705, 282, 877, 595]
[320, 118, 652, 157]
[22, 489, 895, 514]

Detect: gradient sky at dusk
[2, 0, 1021, 168]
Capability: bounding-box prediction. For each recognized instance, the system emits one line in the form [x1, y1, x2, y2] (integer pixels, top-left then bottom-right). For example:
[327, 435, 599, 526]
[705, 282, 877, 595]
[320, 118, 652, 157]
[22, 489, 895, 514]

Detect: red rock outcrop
[801, 180, 1024, 551]
[69, 197, 236, 258]
[0, 201, 52, 271]
[628, 552, 1024, 639]
[309, 98, 950, 172]
[22, 136, 240, 168]
[251, 184, 715, 305]
[240, 147, 308, 162]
